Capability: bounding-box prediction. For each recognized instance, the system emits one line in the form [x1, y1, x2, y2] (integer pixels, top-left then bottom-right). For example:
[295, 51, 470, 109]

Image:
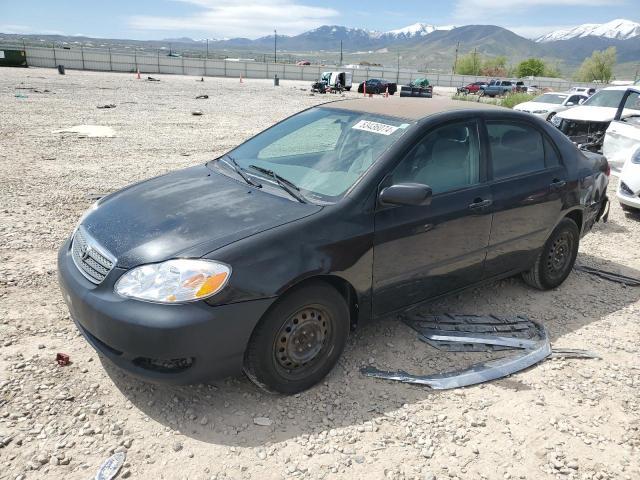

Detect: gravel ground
[1, 67, 639, 480]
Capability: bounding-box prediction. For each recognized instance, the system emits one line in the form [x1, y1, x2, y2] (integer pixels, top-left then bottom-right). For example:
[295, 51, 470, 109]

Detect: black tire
[345, 87, 351, 91]
[243, 282, 349, 394]
[547, 112, 556, 122]
[522, 218, 580, 290]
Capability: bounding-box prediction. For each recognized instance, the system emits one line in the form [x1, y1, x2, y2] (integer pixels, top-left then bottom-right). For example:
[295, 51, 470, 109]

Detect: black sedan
[357, 78, 397, 95]
[58, 98, 609, 394]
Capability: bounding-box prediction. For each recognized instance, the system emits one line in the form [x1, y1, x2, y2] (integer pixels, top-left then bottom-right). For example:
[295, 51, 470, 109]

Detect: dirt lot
[0, 67, 639, 480]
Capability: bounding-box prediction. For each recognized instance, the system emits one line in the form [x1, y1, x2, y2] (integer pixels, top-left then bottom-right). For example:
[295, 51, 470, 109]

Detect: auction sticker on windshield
[352, 120, 399, 136]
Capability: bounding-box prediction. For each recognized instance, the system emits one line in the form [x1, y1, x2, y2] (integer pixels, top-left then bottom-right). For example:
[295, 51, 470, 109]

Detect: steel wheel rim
[547, 232, 573, 278]
[274, 306, 332, 375]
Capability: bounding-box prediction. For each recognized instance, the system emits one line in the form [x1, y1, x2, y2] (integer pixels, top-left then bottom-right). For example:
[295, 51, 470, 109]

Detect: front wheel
[546, 112, 556, 122]
[522, 218, 579, 290]
[243, 282, 349, 394]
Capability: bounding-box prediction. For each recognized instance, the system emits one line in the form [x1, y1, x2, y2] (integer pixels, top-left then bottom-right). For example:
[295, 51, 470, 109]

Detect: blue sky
[2, 0, 638, 40]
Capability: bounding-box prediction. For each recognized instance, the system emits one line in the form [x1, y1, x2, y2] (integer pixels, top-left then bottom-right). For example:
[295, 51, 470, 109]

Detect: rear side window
[487, 122, 545, 180]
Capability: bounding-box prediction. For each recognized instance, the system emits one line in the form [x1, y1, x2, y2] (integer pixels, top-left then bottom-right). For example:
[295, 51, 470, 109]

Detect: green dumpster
[0, 49, 28, 67]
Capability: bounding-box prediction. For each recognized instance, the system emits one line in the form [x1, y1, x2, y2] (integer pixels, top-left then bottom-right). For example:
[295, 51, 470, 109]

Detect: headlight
[551, 115, 562, 127]
[632, 148, 640, 165]
[115, 259, 231, 304]
[532, 110, 548, 114]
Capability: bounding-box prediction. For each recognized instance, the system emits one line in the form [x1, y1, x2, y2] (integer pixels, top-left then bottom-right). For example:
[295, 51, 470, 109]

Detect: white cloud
[453, 0, 624, 22]
[130, 0, 339, 38]
[0, 24, 33, 34]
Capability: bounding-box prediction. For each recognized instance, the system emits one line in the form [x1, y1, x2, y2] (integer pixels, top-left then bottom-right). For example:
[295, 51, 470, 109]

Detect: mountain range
[2, 19, 639, 76]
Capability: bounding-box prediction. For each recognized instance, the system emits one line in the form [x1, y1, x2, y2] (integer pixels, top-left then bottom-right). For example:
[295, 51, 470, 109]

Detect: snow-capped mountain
[379, 23, 456, 39]
[536, 19, 640, 43]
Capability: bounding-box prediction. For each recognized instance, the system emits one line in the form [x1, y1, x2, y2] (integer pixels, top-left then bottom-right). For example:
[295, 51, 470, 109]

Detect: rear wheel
[243, 282, 349, 394]
[522, 218, 579, 290]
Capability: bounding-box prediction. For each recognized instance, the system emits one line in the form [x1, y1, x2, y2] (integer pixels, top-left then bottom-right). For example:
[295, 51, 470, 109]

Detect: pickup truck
[482, 80, 514, 97]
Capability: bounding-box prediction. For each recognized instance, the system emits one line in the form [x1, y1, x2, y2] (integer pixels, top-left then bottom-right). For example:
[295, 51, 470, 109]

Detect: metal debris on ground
[191, 110, 204, 116]
[361, 313, 551, 389]
[404, 313, 541, 352]
[95, 451, 126, 480]
[574, 264, 640, 286]
[550, 348, 601, 359]
[146, 76, 160, 82]
[195, 94, 209, 99]
[97, 104, 116, 109]
[56, 353, 71, 366]
[53, 125, 116, 138]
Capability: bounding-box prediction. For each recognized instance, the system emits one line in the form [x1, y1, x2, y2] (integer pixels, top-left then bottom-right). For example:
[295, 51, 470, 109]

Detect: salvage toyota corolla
[58, 98, 610, 394]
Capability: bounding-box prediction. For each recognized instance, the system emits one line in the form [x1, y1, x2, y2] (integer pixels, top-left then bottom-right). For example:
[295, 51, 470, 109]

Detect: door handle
[468, 199, 492, 211]
[550, 179, 567, 191]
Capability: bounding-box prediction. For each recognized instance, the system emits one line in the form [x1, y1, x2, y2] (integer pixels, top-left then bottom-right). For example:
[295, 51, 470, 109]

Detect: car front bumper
[617, 185, 640, 210]
[57, 238, 275, 384]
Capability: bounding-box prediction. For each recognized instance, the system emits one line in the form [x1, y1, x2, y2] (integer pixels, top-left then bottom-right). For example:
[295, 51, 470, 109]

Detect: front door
[372, 120, 493, 315]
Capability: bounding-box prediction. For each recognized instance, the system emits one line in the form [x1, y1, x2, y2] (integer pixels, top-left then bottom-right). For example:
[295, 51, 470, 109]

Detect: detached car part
[574, 264, 640, 286]
[361, 314, 551, 389]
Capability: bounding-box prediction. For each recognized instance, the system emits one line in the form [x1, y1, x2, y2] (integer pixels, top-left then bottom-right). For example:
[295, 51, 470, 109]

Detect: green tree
[481, 56, 507, 77]
[574, 47, 617, 83]
[455, 51, 482, 75]
[516, 58, 546, 77]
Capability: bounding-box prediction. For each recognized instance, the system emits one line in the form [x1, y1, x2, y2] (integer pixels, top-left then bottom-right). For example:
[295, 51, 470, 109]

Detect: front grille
[71, 226, 116, 284]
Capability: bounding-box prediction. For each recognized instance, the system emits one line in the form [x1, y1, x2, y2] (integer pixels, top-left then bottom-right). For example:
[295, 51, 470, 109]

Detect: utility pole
[473, 48, 478, 75]
[274, 29, 277, 63]
[206, 39, 209, 59]
[452, 41, 460, 74]
[339, 40, 343, 66]
[397, 49, 400, 84]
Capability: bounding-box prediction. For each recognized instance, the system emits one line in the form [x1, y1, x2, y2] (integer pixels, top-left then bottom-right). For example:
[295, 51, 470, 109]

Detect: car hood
[556, 106, 618, 122]
[514, 101, 560, 111]
[81, 165, 322, 268]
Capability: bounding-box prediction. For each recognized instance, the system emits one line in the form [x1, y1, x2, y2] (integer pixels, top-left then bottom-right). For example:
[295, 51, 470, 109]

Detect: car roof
[321, 97, 503, 121]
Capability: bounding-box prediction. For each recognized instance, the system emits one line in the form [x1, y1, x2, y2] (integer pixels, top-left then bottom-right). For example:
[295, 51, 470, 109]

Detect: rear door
[372, 119, 493, 315]
[483, 119, 568, 278]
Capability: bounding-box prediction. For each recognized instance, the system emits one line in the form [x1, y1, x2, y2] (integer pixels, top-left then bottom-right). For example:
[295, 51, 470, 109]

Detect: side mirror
[566, 102, 575, 106]
[379, 183, 433, 207]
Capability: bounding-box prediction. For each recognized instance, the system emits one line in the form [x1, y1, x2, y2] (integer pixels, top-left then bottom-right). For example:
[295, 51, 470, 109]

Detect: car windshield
[532, 93, 567, 104]
[211, 107, 411, 204]
[583, 89, 626, 108]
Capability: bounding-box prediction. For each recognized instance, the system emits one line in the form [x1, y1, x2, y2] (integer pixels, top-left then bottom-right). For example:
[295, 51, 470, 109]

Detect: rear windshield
[532, 94, 567, 104]
[213, 107, 412, 204]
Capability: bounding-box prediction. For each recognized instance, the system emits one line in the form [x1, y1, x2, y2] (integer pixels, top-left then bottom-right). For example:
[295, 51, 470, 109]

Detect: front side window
[218, 107, 411, 203]
[487, 122, 545, 180]
[621, 91, 640, 112]
[391, 121, 481, 195]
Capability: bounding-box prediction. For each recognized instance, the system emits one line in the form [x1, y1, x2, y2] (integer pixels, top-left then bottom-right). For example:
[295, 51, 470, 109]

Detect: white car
[514, 92, 587, 121]
[600, 87, 640, 210]
[551, 86, 640, 151]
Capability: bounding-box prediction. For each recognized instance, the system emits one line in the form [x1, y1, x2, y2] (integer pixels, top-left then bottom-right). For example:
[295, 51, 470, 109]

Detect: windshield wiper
[220, 155, 262, 188]
[248, 164, 307, 203]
